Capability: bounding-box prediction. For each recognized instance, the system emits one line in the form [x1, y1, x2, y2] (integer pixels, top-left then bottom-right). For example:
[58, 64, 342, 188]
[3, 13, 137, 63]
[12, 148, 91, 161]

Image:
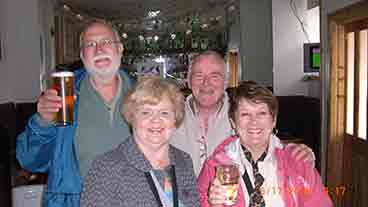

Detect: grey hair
[187, 50, 229, 89]
[79, 19, 121, 49]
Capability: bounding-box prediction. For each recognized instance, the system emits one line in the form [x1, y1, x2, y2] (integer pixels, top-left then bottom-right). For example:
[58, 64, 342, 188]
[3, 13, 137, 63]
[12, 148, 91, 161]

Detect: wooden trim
[327, 20, 345, 190]
[329, 1, 368, 24]
[354, 31, 360, 137]
[346, 134, 368, 156]
[345, 18, 368, 33]
[228, 51, 238, 88]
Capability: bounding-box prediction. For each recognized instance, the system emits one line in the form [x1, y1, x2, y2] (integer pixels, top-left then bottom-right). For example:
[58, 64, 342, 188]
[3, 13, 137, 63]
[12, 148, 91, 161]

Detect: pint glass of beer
[216, 164, 240, 205]
[51, 71, 74, 125]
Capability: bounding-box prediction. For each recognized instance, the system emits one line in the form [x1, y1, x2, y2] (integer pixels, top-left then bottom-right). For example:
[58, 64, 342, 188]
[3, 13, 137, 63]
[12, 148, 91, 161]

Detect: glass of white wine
[215, 164, 240, 205]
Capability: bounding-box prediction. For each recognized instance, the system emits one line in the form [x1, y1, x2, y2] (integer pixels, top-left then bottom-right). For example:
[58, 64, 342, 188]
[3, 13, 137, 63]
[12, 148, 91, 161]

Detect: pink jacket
[198, 136, 332, 207]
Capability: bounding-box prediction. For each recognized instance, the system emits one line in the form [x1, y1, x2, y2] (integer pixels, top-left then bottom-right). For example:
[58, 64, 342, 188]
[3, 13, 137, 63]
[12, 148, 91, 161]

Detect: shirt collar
[187, 93, 225, 118]
[121, 136, 178, 172]
[224, 134, 284, 175]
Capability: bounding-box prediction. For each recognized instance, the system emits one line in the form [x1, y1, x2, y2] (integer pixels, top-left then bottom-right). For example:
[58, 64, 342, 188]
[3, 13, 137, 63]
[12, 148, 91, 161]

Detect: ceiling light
[63, 5, 71, 11]
[122, 33, 128, 39]
[228, 5, 236, 12]
[76, 14, 83, 20]
[153, 35, 159, 41]
[170, 34, 176, 40]
[138, 35, 144, 41]
[186, 30, 192, 35]
[148, 10, 160, 18]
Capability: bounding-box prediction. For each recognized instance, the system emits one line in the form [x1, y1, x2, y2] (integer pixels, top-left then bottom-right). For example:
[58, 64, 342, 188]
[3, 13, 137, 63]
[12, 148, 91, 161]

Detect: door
[328, 2, 368, 207]
[228, 51, 239, 88]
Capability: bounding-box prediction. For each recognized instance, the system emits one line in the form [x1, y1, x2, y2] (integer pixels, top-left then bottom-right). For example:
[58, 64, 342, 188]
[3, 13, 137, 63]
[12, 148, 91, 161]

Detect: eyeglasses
[136, 108, 175, 120]
[82, 39, 120, 49]
[191, 73, 224, 84]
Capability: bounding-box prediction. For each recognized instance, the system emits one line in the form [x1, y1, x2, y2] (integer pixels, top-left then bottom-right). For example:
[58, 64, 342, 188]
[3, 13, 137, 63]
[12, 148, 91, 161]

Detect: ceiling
[60, 0, 239, 33]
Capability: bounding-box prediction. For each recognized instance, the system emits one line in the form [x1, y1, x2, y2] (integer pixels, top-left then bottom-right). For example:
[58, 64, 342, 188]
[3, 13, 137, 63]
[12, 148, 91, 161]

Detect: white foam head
[51, 71, 74, 77]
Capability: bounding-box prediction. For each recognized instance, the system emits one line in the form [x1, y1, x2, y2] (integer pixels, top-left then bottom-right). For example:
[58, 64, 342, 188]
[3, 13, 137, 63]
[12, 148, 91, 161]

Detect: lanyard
[241, 147, 267, 197]
[242, 168, 255, 195]
[145, 166, 179, 207]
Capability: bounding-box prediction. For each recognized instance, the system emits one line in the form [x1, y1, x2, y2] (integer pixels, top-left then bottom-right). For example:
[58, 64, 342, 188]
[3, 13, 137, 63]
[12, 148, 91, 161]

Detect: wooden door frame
[327, 1, 368, 206]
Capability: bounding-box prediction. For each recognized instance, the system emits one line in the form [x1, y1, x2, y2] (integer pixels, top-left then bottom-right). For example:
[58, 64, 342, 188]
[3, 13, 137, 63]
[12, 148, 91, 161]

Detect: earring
[273, 128, 278, 135]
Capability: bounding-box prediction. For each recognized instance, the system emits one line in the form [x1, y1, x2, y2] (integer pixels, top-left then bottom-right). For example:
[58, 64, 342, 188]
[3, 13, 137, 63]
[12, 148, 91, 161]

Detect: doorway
[328, 2, 368, 206]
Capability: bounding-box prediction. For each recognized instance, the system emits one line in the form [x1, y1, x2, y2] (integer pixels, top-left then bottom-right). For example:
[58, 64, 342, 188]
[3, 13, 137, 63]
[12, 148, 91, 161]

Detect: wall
[0, 0, 10, 103]
[272, 0, 320, 96]
[239, 0, 273, 86]
[39, 0, 57, 87]
[1, 0, 41, 103]
[0, 0, 55, 103]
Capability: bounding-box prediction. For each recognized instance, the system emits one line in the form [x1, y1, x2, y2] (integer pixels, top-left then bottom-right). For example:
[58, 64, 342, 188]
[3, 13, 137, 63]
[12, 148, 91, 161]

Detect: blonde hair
[122, 76, 185, 128]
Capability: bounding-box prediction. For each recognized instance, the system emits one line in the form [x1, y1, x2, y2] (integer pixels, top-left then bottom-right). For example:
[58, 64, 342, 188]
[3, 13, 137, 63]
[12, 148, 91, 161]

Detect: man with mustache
[171, 50, 315, 175]
[16, 20, 132, 207]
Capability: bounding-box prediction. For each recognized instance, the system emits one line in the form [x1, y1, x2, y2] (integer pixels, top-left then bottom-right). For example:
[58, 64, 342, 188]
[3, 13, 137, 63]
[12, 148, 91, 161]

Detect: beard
[83, 54, 121, 84]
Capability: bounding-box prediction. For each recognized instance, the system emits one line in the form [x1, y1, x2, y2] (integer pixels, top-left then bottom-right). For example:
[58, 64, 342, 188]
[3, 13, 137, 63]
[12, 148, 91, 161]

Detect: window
[345, 27, 368, 140]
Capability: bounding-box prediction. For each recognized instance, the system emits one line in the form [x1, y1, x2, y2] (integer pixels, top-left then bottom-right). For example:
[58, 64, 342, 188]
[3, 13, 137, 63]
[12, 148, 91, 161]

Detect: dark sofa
[0, 102, 37, 207]
[276, 96, 321, 171]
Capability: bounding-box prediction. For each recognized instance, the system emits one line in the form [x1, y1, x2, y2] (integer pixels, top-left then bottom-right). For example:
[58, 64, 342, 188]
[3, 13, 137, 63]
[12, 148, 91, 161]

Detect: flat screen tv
[304, 43, 320, 73]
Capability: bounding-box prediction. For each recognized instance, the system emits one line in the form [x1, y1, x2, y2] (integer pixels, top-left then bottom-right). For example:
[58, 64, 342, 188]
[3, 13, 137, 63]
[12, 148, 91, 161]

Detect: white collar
[224, 134, 284, 175]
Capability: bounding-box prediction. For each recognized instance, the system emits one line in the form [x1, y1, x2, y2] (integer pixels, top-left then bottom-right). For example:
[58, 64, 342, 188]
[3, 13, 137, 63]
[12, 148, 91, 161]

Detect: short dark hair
[228, 82, 278, 122]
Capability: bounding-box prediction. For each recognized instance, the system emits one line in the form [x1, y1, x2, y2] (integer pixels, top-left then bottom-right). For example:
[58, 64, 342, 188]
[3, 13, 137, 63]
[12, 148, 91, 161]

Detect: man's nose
[96, 42, 104, 52]
[201, 76, 211, 85]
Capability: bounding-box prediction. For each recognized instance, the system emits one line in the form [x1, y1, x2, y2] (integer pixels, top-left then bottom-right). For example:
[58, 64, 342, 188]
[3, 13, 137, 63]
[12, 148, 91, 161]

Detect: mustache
[199, 88, 214, 94]
[93, 54, 112, 61]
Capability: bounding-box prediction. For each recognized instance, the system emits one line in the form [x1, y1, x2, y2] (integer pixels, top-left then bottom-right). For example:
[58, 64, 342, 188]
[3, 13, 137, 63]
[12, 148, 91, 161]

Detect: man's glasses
[82, 39, 120, 49]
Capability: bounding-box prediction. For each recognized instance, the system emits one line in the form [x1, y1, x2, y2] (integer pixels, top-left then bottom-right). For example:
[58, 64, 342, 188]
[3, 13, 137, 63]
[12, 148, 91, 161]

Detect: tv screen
[311, 46, 320, 68]
[304, 43, 320, 73]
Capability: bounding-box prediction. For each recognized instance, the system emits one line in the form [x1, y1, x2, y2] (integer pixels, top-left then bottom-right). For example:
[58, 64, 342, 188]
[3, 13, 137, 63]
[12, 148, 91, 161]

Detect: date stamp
[324, 186, 346, 198]
[260, 185, 347, 198]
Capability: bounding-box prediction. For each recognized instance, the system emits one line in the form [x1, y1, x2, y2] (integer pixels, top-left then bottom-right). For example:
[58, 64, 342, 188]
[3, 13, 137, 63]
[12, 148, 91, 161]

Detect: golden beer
[51, 71, 74, 125]
[216, 164, 239, 205]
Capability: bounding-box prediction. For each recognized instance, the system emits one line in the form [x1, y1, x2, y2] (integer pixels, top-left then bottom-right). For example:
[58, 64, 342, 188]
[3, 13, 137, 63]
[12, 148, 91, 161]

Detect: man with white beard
[16, 21, 132, 207]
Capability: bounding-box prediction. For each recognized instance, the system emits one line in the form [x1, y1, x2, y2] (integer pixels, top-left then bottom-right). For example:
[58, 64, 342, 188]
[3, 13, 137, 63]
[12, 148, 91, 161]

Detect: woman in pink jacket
[198, 83, 332, 207]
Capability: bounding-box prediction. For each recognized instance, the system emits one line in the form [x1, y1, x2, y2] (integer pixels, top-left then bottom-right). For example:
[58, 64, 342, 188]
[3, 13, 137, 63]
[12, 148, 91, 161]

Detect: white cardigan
[170, 93, 233, 175]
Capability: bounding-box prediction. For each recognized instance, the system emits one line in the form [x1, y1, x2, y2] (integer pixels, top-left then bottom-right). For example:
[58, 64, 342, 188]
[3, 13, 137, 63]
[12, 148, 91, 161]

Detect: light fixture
[201, 24, 209, 29]
[122, 33, 128, 39]
[63, 4, 71, 11]
[147, 10, 161, 18]
[153, 35, 159, 41]
[76, 14, 83, 20]
[170, 34, 176, 40]
[228, 5, 236, 12]
[154, 56, 165, 63]
[215, 16, 222, 21]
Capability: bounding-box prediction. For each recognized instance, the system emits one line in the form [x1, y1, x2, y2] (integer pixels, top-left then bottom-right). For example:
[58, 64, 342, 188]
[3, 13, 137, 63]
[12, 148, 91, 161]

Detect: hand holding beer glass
[37, 71, 74, 126]
[209, 164, 240, 206]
